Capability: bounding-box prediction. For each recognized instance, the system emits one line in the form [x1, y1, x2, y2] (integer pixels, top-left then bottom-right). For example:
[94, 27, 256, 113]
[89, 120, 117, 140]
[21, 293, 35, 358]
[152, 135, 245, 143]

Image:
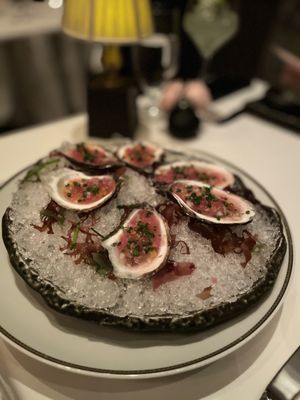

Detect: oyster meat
[102, 208, 170, 279]
[117, 142, 163, 170]
[60, 142, 118, 170]
[169, 180, 255, 224]
[45, 168, 117, 212]
[154, 160, 234, 188]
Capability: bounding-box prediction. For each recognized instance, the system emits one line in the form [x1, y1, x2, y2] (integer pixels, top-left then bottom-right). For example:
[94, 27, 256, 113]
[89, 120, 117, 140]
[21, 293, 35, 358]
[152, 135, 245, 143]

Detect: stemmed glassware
[134, 0, 239, 125]
[183, 0, 239, 80]
[133, 3, 180, 120]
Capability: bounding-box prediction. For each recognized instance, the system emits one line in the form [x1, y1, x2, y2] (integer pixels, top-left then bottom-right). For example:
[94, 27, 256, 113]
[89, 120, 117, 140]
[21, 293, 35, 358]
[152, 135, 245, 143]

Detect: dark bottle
[87, 46, 138, 139]
[169, 98, 200, 139]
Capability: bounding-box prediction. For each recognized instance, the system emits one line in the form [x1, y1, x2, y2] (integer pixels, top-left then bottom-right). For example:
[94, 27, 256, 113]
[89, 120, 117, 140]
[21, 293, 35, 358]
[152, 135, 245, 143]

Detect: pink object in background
[160, 80, 184, 112]
[160, 80, 212, 113]
[184, 81, 212, 111]
[281, 63, 300, 89]
[273, 46, 300, 91]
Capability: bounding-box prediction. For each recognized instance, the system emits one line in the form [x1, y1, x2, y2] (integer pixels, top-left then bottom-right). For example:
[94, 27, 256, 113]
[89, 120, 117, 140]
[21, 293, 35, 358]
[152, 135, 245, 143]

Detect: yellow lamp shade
[62, 0, 153, 44]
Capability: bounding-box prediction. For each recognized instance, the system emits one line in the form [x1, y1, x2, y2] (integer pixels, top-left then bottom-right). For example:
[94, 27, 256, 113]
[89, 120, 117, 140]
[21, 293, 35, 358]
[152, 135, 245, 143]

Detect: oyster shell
[154, 160, 234, 189]
[45, 168, 116, 212]
[117, 142, 163, 170]
[60, 142, 119, 171]
[102, 208, 170, 279]
[169, 180, 255, 224]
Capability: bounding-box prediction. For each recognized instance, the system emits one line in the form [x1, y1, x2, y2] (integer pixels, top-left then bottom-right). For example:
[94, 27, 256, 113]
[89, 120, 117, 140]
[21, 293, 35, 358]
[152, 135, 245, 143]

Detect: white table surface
[0, 112, 299, 400]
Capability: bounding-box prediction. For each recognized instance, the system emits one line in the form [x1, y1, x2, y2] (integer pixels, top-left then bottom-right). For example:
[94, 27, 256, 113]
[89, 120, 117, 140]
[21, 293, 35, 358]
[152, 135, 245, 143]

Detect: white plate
[0, 152, 293, 379]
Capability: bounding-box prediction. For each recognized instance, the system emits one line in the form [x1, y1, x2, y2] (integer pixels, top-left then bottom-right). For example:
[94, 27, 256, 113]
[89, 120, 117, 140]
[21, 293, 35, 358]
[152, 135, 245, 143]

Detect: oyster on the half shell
[117, 142, 163, 170]
[169, 180, 255, 224]
[60, 142, 119, 171]
[102, 208, 170, 279]
[45, 168, 117, 212]
[154, 160, 234, 188]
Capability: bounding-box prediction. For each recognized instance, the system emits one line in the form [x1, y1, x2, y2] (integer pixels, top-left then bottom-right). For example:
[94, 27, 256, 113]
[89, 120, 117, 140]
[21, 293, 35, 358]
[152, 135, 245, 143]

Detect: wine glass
[183, 0, 239, 80]
[133, 4, 180, 120]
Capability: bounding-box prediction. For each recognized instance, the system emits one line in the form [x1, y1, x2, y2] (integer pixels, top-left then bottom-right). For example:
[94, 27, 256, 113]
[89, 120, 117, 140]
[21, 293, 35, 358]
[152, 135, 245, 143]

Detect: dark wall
[178, 0, 281, 81]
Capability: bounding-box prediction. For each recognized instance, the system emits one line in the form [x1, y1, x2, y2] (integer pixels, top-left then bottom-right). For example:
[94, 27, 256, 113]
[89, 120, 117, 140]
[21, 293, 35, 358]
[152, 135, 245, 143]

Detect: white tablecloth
[0, 112, 299, 400]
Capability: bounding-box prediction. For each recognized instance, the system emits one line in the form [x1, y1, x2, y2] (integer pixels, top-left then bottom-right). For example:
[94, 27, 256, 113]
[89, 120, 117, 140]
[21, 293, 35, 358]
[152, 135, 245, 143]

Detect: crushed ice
[7, 153, 282, 316]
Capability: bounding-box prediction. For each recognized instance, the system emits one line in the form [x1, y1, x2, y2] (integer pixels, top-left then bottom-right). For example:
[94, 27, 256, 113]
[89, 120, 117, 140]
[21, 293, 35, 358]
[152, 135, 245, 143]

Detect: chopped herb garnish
[77, 143, 94, 162]
[202, 186, 216, 206]
[86, 185, 100, 195]
[84, 152, 94, 162]
[133, 151, 143, 161]
[92, 252, 113, 276]
[71, 224, 80, 249]
[144, 246, 157, 253]
[174, 166, 185, 175]
[22, 159, 60, 183]
[189, 192, 201, 205]
[142, 240, 152, 247]
[198, 172, 210, 182]
[136, 222, 154, 238]
[126, 238, 137, 251]
[132, 245, 140, 257]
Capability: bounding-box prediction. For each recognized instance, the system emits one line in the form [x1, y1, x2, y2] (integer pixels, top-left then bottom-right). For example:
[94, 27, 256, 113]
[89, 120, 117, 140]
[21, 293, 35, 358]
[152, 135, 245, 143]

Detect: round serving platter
[0, 150, 293, 379]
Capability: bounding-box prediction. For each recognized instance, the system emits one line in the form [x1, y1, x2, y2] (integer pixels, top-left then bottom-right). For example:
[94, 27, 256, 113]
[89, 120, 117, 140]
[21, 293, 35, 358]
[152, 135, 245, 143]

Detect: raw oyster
[169, 180, 255, 224]
[45, 168, 116, 212]
[102, 208, 170, 279]
[154, 160, 234, 188]
[60, 142, 119, 171]
[117, 142, 163, 170]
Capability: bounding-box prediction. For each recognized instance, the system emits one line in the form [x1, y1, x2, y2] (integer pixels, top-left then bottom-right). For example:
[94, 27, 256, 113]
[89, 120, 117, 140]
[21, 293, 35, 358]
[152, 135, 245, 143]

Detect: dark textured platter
[0, 146, 293, 378]
[2, 187, 286, 332]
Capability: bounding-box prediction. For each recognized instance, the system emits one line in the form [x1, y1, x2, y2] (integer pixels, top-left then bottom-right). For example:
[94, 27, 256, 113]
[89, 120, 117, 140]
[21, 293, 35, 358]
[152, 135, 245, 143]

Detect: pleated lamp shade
[62, 0, 153, 44]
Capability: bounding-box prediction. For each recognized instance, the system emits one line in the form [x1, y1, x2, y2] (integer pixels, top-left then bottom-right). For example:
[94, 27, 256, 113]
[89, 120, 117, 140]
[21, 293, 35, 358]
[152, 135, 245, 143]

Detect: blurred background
[0, 0, 299, 135]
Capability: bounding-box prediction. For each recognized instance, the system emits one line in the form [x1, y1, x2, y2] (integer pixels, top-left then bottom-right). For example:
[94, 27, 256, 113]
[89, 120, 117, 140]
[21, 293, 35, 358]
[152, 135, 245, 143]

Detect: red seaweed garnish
[114, 166, 127, 178]
[239, 230, 257, 267]
[197, 286, 212, 300]
[32, 201, 111, 272]
[32, 200, 65, 234]
[172, 239, 190, 255]
[156, 202, 184, 227]
[188, 220, 256, 267]
[152, 260, 195, 290]
[60, 222, 103, 265]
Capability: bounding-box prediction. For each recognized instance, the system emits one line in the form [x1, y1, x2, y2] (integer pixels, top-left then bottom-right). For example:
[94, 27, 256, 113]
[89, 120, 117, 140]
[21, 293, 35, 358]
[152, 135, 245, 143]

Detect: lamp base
[87, 74, 138, 139]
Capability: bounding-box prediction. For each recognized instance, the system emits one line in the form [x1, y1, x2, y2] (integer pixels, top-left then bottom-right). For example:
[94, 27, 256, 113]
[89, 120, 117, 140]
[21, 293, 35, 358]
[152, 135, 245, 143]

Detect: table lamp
[62, 0, 153, 138]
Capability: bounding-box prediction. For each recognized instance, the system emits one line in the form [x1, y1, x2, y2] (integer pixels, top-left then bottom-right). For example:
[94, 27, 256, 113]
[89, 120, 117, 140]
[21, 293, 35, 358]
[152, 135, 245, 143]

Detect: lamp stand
[87, 46, 138, 138]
